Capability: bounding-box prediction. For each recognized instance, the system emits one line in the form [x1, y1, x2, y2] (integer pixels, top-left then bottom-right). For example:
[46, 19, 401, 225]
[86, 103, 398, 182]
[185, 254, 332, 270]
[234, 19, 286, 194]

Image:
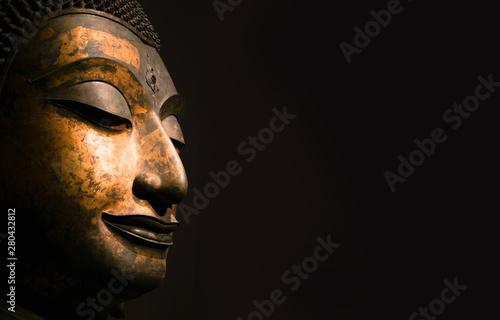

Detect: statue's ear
[108, 303, 126, 318]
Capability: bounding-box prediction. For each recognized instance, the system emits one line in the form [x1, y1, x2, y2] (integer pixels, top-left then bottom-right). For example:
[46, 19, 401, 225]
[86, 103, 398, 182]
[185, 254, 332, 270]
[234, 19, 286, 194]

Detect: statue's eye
[48, 99, 132, 131]
[160, 94, 185, 151]
[47, 81, 132, 131]
[171, 139, 184, 154]
[161, 114, 185, 152]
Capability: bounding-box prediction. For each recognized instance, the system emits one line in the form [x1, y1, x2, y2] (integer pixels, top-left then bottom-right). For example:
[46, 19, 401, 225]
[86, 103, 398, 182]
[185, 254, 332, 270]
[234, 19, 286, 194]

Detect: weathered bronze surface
[0, 7, 187, 320]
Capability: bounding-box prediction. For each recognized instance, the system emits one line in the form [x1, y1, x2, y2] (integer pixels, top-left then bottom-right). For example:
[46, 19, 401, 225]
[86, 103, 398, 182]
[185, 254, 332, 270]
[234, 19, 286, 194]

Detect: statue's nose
[132, 128, 188, 216]
[133, 169, 187, 205]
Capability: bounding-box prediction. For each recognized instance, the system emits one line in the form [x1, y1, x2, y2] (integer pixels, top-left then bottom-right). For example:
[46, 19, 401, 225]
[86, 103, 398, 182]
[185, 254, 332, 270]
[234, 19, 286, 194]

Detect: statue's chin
[77, 226, 170, 300]
[116, 271, 166, 300]
[100, 253, 167, 299]
[13, 268, 166, 320]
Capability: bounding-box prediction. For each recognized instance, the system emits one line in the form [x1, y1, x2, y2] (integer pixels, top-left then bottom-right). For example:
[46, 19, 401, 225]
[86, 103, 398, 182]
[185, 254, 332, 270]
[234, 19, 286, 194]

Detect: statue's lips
[102, 212, 178, 248]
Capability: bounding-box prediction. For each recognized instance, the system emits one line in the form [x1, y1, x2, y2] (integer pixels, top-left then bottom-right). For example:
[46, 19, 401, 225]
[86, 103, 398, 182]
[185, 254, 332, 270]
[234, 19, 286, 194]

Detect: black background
[119, 0, 498, 319]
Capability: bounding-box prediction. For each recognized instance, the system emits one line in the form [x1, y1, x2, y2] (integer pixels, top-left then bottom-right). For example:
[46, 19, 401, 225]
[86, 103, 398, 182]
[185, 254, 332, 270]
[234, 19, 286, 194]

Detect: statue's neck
[0, 299, 45, 320]
[0, 299, 113, 320]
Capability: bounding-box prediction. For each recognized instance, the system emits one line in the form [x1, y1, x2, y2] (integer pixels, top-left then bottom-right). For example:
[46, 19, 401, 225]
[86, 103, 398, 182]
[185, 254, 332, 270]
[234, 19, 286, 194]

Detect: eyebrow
[31, 57, 138, 82]
[51, 26, 141, 71]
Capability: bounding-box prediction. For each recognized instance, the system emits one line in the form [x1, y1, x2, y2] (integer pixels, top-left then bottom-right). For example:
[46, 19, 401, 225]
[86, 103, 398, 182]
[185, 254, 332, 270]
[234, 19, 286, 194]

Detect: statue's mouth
[101, 212, 178, 249]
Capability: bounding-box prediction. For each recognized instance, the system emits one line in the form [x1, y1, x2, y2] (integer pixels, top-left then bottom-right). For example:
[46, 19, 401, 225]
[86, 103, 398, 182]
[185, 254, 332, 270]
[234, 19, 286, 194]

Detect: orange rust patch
[39, 26, 56, 40]
[54, 26, 141, 70]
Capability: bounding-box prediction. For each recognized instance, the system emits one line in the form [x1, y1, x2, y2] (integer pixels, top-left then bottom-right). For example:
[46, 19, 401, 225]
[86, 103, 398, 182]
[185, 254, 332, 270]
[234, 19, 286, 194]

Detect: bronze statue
[0, 1, 188, 319]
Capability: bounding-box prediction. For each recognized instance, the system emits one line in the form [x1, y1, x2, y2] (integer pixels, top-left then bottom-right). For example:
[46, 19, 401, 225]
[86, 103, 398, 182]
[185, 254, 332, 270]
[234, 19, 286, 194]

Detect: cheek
[73, 126, 138, 205]
[10, 102, 137, 213]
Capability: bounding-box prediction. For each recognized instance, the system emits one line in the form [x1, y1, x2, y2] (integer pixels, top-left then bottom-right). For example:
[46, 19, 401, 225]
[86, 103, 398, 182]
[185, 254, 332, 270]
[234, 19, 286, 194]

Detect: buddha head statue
[0, 0, 188, 318]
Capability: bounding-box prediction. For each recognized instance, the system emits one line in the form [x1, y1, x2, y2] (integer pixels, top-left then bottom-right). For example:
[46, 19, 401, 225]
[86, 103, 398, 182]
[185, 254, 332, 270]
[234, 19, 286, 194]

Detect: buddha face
[0, 12, 187, 311]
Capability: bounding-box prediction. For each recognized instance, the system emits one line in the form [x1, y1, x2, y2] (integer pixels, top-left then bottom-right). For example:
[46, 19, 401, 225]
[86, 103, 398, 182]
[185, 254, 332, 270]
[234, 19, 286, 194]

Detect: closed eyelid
[159, 94, 185, 146]
[159, 94, 185, 120]
[47, 81, 132, 121]
[48, 99, 132, 131]
[162, 115, 185, 146]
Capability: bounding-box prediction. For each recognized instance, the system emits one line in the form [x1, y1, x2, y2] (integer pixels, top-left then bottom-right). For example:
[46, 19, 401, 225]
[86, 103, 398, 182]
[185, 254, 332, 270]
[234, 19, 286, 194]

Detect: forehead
[10, 13, 177, 103]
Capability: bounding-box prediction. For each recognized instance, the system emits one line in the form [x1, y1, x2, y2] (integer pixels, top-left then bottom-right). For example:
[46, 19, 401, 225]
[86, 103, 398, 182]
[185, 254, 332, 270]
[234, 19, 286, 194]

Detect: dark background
[123, 0, 498, 319]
